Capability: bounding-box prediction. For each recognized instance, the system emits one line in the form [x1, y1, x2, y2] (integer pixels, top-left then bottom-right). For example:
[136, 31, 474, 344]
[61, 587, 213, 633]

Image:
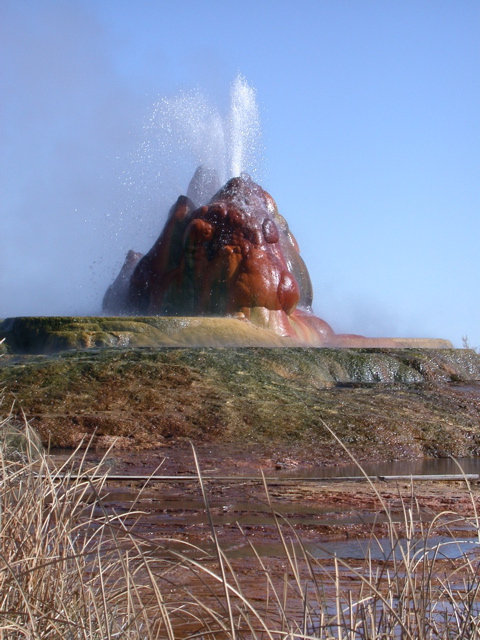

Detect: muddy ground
[45, 442, 480, 631]
[3, 345, 480, 550]
[3, 343, 480, 633]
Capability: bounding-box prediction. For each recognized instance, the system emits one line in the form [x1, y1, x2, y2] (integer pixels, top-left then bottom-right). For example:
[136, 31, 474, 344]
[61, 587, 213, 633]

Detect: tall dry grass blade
[190, 442, 237, 640]
[236, 522, 289, 629]
[319, 418, 390, 515]
[260, 470, 304, 595]
[164, 545, 277, 639]
[334, 556, 341, 640]
[449, 455, 480, 543]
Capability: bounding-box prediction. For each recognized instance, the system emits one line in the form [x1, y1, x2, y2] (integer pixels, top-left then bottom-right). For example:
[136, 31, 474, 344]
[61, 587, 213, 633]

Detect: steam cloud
[0, 2, 147, 317]
[0, 4, 264, 318]
[1, 3, 467, 346]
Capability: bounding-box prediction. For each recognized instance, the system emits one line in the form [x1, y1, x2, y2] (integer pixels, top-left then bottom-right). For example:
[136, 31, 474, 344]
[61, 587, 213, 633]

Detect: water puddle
[224, 535, 480, 562]
[309, 535, 480, 561]
[280, 457, 480, 479]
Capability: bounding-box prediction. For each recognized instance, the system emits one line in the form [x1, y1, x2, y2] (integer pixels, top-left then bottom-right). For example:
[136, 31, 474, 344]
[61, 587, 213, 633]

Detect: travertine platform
[0, 316, 452, 355]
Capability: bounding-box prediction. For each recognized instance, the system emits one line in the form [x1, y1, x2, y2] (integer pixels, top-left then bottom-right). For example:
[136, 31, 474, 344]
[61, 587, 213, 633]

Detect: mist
[0, 1, 148, 317]
[0, 4, 264, 319]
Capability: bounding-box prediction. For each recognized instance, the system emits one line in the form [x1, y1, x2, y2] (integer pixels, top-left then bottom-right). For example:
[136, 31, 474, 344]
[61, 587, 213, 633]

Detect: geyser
[102, 76, 452, 349]
[125, 74, 263, 226]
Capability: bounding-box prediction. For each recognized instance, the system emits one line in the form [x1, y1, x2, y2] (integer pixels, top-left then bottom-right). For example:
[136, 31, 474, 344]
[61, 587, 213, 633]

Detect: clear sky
[1, 1, 479, 347]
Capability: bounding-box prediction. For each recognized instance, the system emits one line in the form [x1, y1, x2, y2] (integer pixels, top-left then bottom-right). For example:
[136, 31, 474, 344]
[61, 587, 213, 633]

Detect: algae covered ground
[1, 346, 480, 463]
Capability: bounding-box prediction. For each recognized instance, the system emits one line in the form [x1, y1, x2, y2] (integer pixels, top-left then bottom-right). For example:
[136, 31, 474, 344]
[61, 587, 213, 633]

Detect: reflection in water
[228, 536, 480, 562]
[281, 457, 480, 479]
[309, 536, 480, 561]
[280, 383, 480, 478]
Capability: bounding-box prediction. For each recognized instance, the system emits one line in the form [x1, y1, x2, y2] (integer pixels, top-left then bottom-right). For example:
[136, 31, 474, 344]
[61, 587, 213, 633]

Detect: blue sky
[1, 1, 478, 347]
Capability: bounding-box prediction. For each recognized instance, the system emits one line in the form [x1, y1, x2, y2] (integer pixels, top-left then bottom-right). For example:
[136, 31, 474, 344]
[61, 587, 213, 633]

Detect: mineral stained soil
[2, 347, 480, 461]
[50, 441, 480, 548]
[45, 442, 480, 621]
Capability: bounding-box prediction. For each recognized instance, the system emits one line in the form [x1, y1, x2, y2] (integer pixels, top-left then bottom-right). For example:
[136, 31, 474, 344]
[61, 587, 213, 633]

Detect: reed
[1, 400, 480, 639]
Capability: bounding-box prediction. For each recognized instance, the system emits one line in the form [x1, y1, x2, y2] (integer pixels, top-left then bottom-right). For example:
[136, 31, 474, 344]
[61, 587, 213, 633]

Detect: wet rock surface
[0, 316, 315, 353]
[102, 174, 333, 344]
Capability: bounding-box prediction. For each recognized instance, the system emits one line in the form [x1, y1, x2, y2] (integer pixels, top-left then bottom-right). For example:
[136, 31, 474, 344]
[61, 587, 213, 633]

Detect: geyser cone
[105, 173, 304, 316]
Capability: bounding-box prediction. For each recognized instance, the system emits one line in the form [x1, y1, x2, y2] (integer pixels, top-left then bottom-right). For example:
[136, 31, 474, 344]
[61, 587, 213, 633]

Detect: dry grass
[1, 399, 480, 639]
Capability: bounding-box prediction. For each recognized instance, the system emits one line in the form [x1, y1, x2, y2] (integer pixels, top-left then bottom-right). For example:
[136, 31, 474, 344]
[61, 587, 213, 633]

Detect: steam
[125, 74, 262, 213]
[0, 0, 263, 320]
[229, 75, 262, 179]
[0, 2, 148, 317]
[115, 74, 264, 264]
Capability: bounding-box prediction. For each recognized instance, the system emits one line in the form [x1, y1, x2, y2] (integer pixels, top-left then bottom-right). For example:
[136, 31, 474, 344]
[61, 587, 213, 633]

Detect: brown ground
[3, 344, 480, 633]
[2, 347, 480, 462]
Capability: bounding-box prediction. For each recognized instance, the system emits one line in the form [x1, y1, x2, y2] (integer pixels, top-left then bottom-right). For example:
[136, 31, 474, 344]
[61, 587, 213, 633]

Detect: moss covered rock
[1, 345, 480, 461]
[0, 316, 316, 354]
